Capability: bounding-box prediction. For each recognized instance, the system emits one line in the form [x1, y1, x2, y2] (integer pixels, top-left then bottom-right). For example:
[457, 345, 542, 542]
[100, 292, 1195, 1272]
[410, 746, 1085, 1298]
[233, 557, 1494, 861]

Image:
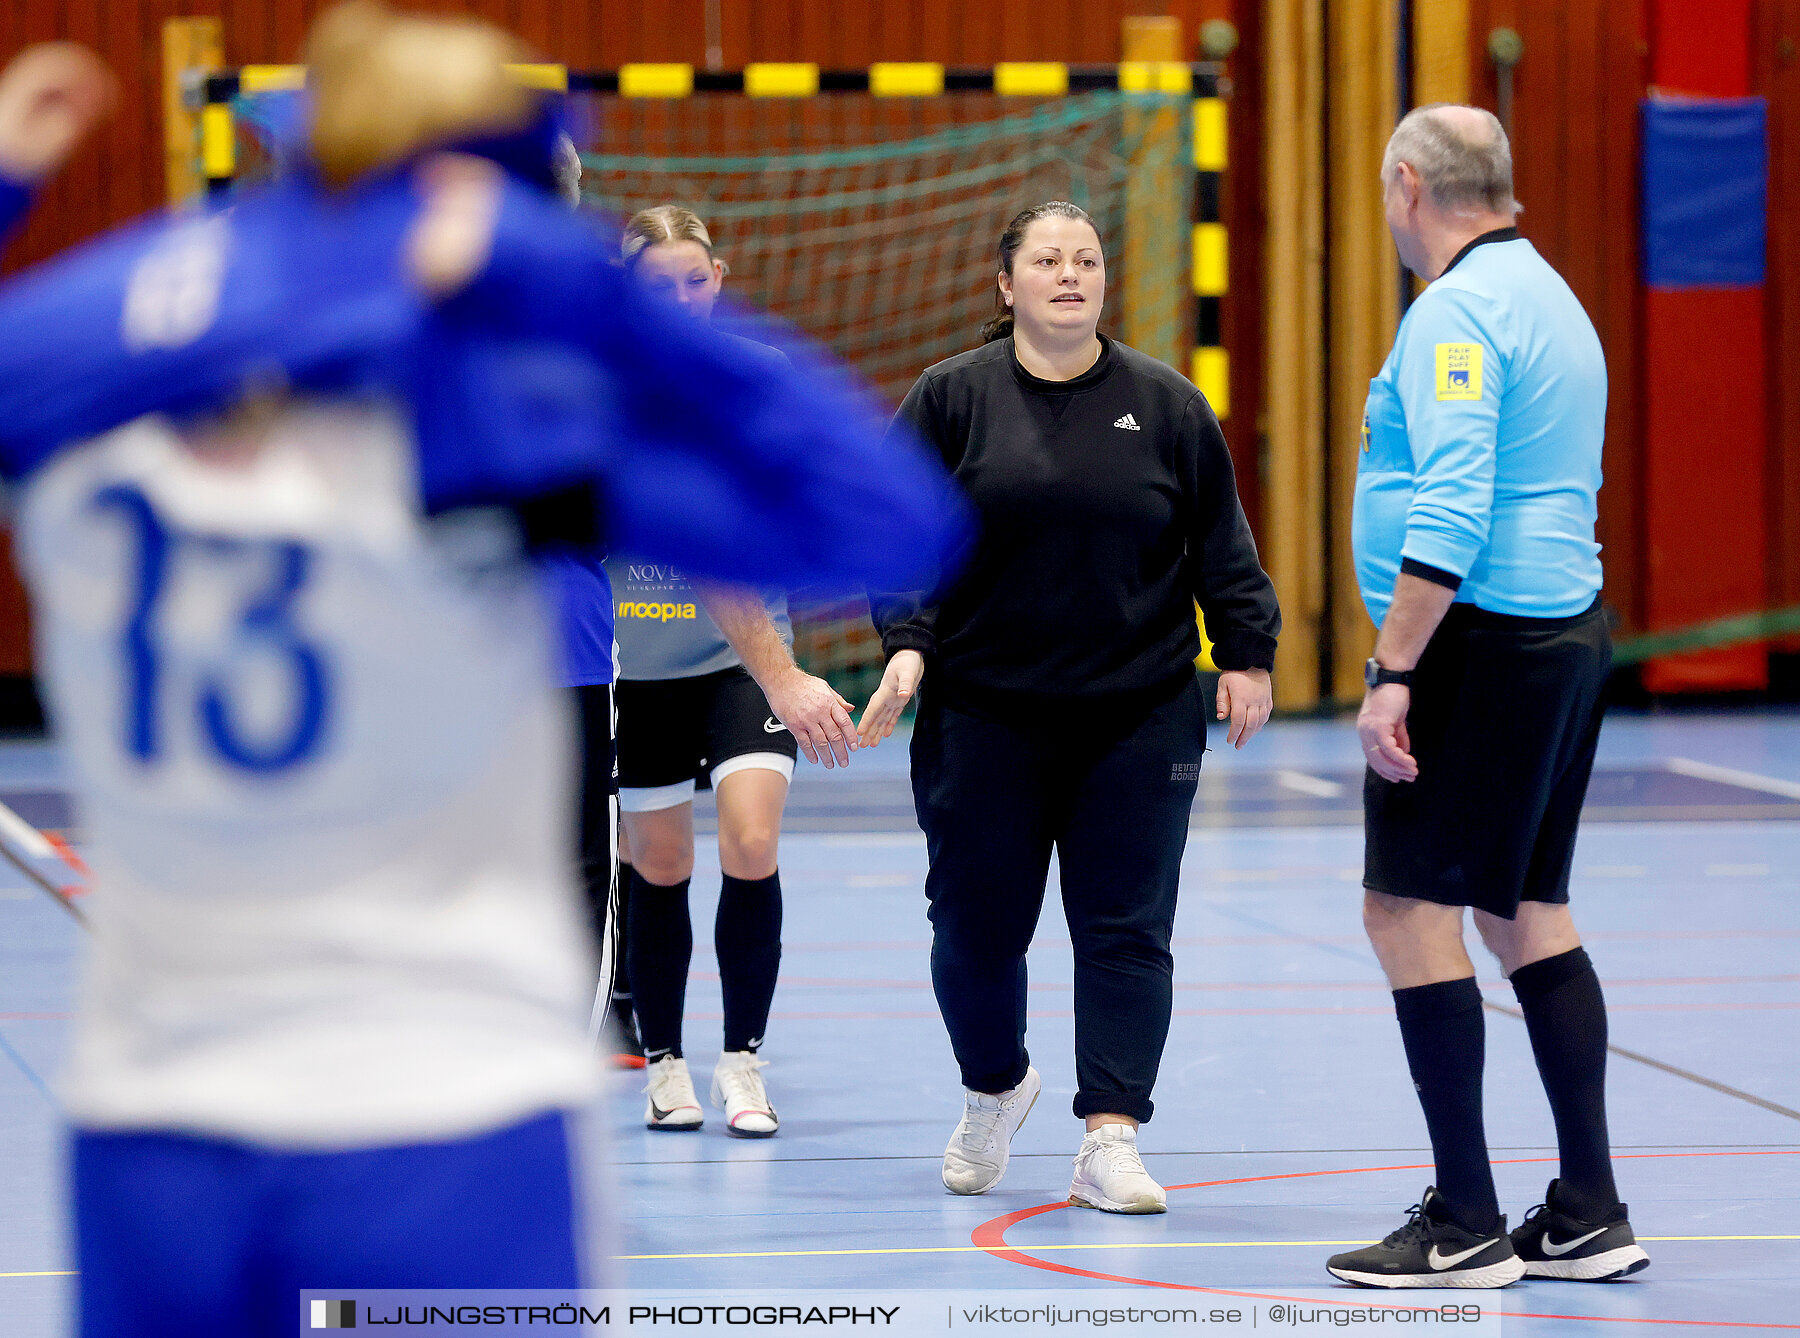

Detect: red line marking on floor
[43, 831, 89, 878]
[973, 1149, 1800, 1328]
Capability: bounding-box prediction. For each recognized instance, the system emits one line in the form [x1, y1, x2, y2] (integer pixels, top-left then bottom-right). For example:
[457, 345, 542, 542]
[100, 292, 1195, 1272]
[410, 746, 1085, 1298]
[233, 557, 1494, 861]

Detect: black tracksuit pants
[910, 675, 1205, 1124]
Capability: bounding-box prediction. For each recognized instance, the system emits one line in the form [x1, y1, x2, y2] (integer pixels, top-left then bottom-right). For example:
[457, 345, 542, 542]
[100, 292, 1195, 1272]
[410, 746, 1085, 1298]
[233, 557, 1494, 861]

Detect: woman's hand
[1215, 668, 1273, 749]
[857, 650, 924, 747]
[764, 667, 857, 769]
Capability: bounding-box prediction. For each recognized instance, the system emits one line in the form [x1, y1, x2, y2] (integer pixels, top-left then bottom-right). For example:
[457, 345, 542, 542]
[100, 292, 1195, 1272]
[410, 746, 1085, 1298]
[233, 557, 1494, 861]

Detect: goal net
[227, 86, 1194, 702]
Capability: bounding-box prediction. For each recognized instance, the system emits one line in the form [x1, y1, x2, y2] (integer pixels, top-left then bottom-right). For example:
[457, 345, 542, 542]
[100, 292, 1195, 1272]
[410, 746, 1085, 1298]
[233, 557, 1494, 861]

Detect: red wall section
[1641, 0, 1768, 690]
[1756, 0, 1800, 648]
[1641, 287, 1769, 692]
[1651, 0, 1752, 94]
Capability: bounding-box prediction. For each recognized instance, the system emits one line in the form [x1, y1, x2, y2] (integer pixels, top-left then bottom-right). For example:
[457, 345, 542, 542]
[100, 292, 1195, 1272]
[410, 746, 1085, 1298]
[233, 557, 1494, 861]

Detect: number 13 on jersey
[93, 484, 333, 774]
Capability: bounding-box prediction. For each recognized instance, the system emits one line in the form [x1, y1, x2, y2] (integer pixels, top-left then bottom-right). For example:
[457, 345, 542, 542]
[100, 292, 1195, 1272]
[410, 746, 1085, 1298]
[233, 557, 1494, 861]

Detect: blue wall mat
[1641, 95, 1767, 289]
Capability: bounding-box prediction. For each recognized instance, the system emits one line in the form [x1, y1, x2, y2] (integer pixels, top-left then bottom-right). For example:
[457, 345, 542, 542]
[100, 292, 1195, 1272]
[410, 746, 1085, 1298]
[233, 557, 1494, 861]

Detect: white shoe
[942, 1066, 1041, 1195]
[1069, 1123, 1167, 1214]
[643, 1055, 703, 1130]
[712, 1050, 778, 1138]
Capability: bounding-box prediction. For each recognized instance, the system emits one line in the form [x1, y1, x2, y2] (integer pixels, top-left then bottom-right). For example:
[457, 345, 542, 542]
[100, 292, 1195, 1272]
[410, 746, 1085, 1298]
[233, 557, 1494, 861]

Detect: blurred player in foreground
[0, 5, 964, 1332]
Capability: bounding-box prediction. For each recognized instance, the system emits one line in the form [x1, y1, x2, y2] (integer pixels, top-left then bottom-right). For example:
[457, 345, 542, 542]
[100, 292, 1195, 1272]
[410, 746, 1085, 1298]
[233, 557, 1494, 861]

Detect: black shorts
[614, 666, 798, 811]
[1363, 597, 1610, 919]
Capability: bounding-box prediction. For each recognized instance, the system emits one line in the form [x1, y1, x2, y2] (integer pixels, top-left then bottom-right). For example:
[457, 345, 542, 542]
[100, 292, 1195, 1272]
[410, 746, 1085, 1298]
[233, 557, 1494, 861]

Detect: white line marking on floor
[0, 799, 54, 860]
[1276, 770, 1345, 798]
[1665, 756, 1800, 801]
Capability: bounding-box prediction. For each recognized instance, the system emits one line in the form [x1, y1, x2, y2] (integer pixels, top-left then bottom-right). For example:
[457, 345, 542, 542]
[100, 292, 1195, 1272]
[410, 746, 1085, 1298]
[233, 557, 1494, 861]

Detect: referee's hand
[1357, 684, 1419, 782]
[1216, 668, 1273, 750]
[766, 667, 859, 769]
[857, 650, 923, 749]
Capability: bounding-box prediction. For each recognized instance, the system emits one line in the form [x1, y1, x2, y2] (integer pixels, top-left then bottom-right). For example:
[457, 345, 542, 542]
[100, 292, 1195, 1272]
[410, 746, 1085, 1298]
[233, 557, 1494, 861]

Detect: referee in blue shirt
[1326, 106, 1649, 1289]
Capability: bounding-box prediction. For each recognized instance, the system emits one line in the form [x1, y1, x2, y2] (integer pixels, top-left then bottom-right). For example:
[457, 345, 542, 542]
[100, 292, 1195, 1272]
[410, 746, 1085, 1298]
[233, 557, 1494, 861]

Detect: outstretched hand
[765, 668, 858, 769]
[857, 650, 923, 747]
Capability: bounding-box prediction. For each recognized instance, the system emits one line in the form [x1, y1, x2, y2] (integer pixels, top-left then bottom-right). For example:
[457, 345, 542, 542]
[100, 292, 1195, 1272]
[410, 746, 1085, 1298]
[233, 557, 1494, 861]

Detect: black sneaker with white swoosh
[1326, 1187, 1525, 1288]
[1509, 1179, 1650, 1281]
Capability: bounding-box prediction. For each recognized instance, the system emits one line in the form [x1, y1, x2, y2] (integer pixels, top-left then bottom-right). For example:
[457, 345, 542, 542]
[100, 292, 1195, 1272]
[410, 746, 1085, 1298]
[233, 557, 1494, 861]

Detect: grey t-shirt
[607, 328, 796, 682]
[606, 555, 793, 681]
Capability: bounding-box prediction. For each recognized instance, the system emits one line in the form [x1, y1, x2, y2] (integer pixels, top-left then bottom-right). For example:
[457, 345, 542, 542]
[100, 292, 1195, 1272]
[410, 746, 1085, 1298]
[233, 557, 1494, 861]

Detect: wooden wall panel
[1414, 0, 1470, 104]
[1325, 0, 1398, 702]
[1261, 0, 1325, 707]
[1466, 0, 1649, 633]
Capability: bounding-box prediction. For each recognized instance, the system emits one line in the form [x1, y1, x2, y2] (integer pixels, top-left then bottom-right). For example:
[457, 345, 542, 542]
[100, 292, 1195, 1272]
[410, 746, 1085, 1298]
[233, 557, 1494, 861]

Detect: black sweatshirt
[872, 335, 1280, 703]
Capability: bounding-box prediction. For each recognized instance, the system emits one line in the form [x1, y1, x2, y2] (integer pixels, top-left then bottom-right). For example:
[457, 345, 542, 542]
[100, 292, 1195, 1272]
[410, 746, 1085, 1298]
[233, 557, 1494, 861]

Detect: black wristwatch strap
[1364, 657, 1413, 689]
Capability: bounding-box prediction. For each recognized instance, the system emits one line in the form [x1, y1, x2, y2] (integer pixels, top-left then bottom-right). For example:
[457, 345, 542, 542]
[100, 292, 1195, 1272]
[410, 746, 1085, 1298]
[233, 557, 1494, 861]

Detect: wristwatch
[1364, 657, 1413, 690]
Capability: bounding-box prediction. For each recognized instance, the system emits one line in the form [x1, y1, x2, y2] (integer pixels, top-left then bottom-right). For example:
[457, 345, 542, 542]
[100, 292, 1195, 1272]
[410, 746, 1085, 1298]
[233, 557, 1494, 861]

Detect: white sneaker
[643, 1055, 703, 1130]
[942, 1066, 1041, 1195]
[712, 1051, 779, 1138]
[1069, 1123, 1167, 1214]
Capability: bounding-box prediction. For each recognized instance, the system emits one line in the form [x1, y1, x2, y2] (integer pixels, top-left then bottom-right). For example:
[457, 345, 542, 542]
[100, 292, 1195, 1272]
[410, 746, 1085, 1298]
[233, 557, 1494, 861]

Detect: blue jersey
[0, 173, 970, 593]
[1354, 232, 1606, 625]
[546, 551, 615, 687]
[0, 170, 968, 1147]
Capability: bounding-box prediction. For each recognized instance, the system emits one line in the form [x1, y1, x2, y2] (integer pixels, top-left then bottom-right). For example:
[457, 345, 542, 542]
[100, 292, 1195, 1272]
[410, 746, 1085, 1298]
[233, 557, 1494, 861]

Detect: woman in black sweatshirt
[859, 201, 1279, 1214]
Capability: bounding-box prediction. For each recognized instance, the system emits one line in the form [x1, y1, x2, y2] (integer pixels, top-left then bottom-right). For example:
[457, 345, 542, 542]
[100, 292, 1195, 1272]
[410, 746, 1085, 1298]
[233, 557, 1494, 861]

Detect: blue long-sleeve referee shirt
[1353, 230, 1606, 626]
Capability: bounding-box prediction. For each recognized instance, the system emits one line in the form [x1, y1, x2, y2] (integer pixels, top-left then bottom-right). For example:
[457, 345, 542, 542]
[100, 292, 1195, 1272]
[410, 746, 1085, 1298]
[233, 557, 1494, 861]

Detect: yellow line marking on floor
[619, 1234, 1799, 1261]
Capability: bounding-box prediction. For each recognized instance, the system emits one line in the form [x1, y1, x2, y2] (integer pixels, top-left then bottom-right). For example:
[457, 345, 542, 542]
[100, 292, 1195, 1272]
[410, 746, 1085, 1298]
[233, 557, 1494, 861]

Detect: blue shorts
[72, 1110, 583, 1338]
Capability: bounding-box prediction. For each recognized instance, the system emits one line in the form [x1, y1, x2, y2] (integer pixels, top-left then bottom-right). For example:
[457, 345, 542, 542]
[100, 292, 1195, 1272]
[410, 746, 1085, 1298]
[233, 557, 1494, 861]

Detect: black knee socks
[716, 872, 782, 1053]
[625, 869, 783, 1060]
[1392, 976, 1499, 1234]
[1511, 946, 1619, 1217]
[627, 870, 692, 1061]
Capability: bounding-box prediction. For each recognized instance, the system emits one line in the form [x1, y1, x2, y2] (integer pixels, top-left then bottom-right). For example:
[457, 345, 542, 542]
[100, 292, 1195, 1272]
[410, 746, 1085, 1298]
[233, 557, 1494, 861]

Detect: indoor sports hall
[2, 2, 1799, 1336]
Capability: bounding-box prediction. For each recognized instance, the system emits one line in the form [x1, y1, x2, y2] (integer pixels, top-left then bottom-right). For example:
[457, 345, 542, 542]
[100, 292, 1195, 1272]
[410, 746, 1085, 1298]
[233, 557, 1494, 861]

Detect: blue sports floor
[3, 711, 1799, 1333]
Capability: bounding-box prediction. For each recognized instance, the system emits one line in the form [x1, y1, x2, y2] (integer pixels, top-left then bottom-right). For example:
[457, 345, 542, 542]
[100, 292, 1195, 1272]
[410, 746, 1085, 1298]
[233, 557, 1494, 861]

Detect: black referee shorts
[1364, 596, 1610, 919]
